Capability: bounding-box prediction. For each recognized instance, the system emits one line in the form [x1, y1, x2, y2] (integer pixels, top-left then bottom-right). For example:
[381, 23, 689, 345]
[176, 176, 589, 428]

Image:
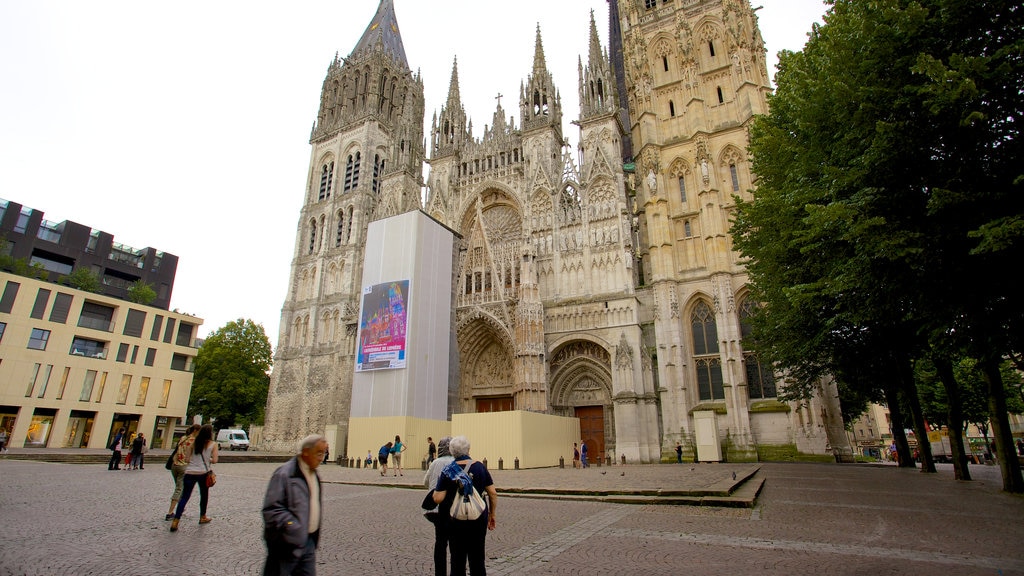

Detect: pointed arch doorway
[550, 340, 614, 465]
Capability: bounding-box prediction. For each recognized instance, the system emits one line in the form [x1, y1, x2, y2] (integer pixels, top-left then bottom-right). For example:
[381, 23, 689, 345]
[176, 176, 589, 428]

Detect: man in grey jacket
[262, 434, 328, 576]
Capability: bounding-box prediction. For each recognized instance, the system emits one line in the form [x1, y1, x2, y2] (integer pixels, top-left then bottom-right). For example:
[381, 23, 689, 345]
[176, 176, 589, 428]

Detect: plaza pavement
[0, 452, 1022, 575]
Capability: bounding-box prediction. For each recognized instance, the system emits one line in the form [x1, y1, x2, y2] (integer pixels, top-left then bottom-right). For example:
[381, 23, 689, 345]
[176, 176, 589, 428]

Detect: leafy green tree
[732, 0, 1023, 490]
[188, 319, 272, 430]
[62, 268, 101, 293]
[126, 280, 157, 305]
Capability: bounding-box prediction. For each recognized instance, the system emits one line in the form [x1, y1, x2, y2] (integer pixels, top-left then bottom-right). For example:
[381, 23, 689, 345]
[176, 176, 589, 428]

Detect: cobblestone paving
[0, 458, 1021, 575]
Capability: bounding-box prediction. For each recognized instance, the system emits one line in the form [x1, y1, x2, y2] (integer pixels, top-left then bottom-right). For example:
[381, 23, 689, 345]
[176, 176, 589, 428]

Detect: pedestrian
[427, 436, 437, 466]
[581, 441, 589, 468]
[123, 433, 135, 470]
[365, 450, 373, 468]
[322, 445, 330, 464]
[262, 434, 328, 576]
[391, 435, 407, 476]
[572, 442, 580, 469]
[130, 432, 145, 470]
[170, 423, 218, 532]
[108, 428, 125, 470]
[675, 442, 683, 463]
[431, 435, 497, 576]
[166, 424, 200, 521]
[1017, 438, 1024, 456]
[423, 436, 454, 576]
[139, 433, 148, 469]
[0, 427, 8, 454]
[378, 441, 392, 476]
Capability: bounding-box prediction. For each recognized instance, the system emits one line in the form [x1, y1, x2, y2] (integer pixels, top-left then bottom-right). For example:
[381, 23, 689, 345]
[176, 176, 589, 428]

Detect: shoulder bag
[449, 462, 486, 521]
[164, 442, 178, 470]
[201, 451, 217, 487]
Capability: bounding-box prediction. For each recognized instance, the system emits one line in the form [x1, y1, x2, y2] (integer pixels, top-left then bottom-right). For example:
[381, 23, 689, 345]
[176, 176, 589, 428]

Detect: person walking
[427, 437, 437, 466]
[107, 429, 125, 470]
[130, 432, 145, 470]
[580, 441, 589, 468]
[166, 424, 200, 521]
[432, 435, 497, 576]
[391, 435, 407, 476]
[170, 424, 218, 532]
[423, 436, 454, 576]
[262, 434, 328, 576]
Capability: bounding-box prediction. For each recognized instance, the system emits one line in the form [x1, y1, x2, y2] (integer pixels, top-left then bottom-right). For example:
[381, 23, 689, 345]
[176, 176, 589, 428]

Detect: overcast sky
[0, 0, 828, 346]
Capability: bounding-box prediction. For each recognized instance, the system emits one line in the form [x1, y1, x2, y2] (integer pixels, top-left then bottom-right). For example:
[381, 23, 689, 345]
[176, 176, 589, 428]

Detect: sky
[0, 0, 829, 346]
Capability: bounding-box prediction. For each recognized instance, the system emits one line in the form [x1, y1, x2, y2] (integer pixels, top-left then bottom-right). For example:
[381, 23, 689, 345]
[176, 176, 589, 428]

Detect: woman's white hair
[448, 435, 470, 458]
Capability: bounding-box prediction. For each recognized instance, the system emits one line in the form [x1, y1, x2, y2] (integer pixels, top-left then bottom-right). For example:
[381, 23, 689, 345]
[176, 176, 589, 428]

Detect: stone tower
[262, 0, 425, 452]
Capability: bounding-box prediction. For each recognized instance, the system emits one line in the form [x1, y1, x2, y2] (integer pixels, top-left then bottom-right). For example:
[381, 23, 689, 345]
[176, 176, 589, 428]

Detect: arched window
[344, 152, 361, 193]
[691, 300, 723, 401]
[730, 163, 740, 191]
[717, 86, 724, 103]
[709, 40, 716, 57]
[678, 176, 687, 203]
[345, 206, 354, 242]
[372, 154, 382, 194]
[740, 299, 776, 399]
[308, 220, 317, 255]
[336, 210, 345, 247]
[669, 100, 676, 117]
[318, 162, 334, 201]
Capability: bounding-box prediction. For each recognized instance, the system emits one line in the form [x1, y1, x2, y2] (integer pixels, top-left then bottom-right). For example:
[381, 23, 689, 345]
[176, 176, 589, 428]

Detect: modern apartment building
[0, 273, 202, 450]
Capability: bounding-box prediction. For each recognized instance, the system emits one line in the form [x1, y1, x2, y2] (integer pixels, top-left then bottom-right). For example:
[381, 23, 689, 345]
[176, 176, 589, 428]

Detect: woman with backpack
[431, 435, 497, 576]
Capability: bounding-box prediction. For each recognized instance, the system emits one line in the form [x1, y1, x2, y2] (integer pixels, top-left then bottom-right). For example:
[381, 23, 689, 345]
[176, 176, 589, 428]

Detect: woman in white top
[170, 423, 219, 532]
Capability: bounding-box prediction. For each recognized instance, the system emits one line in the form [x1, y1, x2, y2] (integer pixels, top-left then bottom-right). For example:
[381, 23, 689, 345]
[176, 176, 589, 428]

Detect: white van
[216, 429, 250, 451]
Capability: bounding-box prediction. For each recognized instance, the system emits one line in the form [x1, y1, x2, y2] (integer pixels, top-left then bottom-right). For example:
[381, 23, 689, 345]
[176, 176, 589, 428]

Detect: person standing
[427, 437, 437, 466]
[423, 436, 454, 576]
[0, 427, 8, 454]
[108, 429, 125, 470]
[675, 442, 683, 463]
[572, 443, 580, 469]
[580, 441, 589, 468]
[262, 434, 328, 576]
[130, 433, 145, 470]
[170, 423, 218, 532]
[166, 424, 200, 520]
[432, 435, 497, 576]
[391, 435, 407, 476]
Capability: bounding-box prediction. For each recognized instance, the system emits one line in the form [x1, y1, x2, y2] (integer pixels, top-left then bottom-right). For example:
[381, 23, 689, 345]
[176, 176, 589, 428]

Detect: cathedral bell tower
[262, 0, 425, 453]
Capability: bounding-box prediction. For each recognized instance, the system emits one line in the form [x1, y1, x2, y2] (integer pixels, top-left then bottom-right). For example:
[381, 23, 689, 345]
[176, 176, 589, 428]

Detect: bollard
[621, 453, 626, 465]
[373, 459, 378, 470]
[559, 456, 564, 469]
[482, 458, 488, 469]
[498, 457, 503, 471]
[422, 458, 427, 471]
[514, 457, 519, 470]
[356, 458, 361, 469]
[596, 456, 602, 467]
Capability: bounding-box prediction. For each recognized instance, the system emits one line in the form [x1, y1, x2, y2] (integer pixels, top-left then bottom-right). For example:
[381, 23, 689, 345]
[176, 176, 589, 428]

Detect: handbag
[165, 443, 178, 470]
[201, 452, 216, 487]
[449, 463, 486, 521]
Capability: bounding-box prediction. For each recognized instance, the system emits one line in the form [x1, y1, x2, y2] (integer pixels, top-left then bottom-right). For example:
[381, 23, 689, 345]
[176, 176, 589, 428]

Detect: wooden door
[575, 406, 605, 464]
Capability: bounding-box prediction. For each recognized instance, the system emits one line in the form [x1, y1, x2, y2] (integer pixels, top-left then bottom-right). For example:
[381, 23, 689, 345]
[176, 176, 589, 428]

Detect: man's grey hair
[448, 435, 470, 458]
[298, 434, 326, 455]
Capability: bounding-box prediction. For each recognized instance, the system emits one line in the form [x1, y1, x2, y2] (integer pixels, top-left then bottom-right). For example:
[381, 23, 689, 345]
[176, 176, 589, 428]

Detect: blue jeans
[264, 535, 317, 576]
[174, 473, 209, 519]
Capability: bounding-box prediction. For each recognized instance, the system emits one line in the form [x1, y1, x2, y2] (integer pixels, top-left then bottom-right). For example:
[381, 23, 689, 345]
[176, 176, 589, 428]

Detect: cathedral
[261, 0, 846, 462]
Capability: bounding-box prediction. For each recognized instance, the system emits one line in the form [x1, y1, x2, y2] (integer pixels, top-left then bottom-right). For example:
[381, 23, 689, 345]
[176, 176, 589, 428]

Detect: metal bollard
[498, 457, 503, 470]
[559, 456, 564, 469]
[422, 458, 427, 471]
[621, 454, 626, 465]
[482, 458, 488, 469]
[514, 457, 519, 470]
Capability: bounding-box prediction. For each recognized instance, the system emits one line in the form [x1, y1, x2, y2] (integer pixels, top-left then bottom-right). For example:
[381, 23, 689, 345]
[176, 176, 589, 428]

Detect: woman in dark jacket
[432, 435, 497, 576]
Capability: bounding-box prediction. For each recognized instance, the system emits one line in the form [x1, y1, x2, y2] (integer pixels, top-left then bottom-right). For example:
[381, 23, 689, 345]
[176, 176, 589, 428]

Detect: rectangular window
[171, 353, 191, 371]
[26, 363, 41, 397]
[80, 370, 97, 402]
[159, 379, 172, 408]
[28, 328, 50, 350]
[116, 343, 129, 362]
[56, 367, 70, 399]
[123, 308, 146, 338]
[37, 365, 53, 398]
[0, 321, 6, 343]
[176, 323, 194, 347]
[70, 337, 107, 358]
[130, 345, 139, 364]
[0, 281, 20, 313]
[48, 292, 73, 323]
[117, 374, 131, 404]
[144, 348, 156, 367]
[684, 220, 692, 238]
[78, 301, 115, 332]
[30, 288, 51, 319]
[135, 377, 150, 406]
[150, 315, 164, 341]
[163, 318, 176, 343]
[95, 372, 108, 403]
[678, 177, 687, 203]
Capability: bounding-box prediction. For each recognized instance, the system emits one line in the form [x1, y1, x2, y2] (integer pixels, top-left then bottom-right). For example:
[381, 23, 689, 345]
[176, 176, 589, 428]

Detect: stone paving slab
[1, 458, 1022, 575]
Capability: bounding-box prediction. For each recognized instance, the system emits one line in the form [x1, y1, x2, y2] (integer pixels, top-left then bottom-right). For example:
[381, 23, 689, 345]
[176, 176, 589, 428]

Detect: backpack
[449, 462, 486, 521]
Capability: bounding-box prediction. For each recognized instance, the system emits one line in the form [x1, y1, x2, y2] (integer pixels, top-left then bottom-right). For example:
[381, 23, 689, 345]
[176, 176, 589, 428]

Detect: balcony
[77, 316, 113, 332]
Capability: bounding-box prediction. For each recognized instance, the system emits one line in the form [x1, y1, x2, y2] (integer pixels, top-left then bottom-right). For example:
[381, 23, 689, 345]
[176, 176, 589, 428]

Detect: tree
[732, 0, 1024, 490]
[188, 319, 272, 430]
[126, 280, 157, 305]
[62, 268, 101, 293]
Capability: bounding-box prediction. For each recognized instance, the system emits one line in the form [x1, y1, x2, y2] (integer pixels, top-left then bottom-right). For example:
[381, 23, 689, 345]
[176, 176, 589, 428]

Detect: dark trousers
[448, 515, 488, 576]
[264, 535, 317, 576]
[432, 517, 450, 576]
[174, 473, 209, 519]
[108, 450, 121, 470]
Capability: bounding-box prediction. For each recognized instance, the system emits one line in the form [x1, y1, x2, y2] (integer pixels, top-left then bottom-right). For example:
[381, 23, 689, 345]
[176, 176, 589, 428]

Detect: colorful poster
[356, 280, 409, 371]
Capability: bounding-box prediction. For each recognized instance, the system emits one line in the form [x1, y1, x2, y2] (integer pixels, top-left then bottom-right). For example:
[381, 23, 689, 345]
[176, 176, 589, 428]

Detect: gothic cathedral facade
[262, 0, 844, 462]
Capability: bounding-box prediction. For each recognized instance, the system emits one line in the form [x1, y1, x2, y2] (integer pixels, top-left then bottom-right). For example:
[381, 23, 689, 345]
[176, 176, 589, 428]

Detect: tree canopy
[188, 318, 272, 429]
[731, 0, 1023, 490]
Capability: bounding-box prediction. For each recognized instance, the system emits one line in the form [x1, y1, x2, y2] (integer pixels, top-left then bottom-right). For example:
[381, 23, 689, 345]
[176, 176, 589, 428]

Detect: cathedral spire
[350, 0, 409, 69]
[532, 24, 547, 74]
[446, 56, 462, 108]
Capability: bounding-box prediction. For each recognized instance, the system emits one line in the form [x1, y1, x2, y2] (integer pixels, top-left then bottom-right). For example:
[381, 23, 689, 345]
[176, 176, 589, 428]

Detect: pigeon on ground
[732, 471, 737, 480]
[620, 471, 625, 476]
[601, 471, 607, 475]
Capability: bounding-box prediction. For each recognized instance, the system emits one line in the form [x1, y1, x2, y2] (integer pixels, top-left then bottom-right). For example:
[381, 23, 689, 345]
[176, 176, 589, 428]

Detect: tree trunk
[933, 356, 970, 481]
[899, 355, 936, 473]
[978, 358, 1024, 493]
[884, 384, 914, 468]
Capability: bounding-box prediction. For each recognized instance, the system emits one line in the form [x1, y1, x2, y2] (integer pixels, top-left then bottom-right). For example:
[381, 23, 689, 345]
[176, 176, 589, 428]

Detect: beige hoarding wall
[348, 416, 452, 469]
